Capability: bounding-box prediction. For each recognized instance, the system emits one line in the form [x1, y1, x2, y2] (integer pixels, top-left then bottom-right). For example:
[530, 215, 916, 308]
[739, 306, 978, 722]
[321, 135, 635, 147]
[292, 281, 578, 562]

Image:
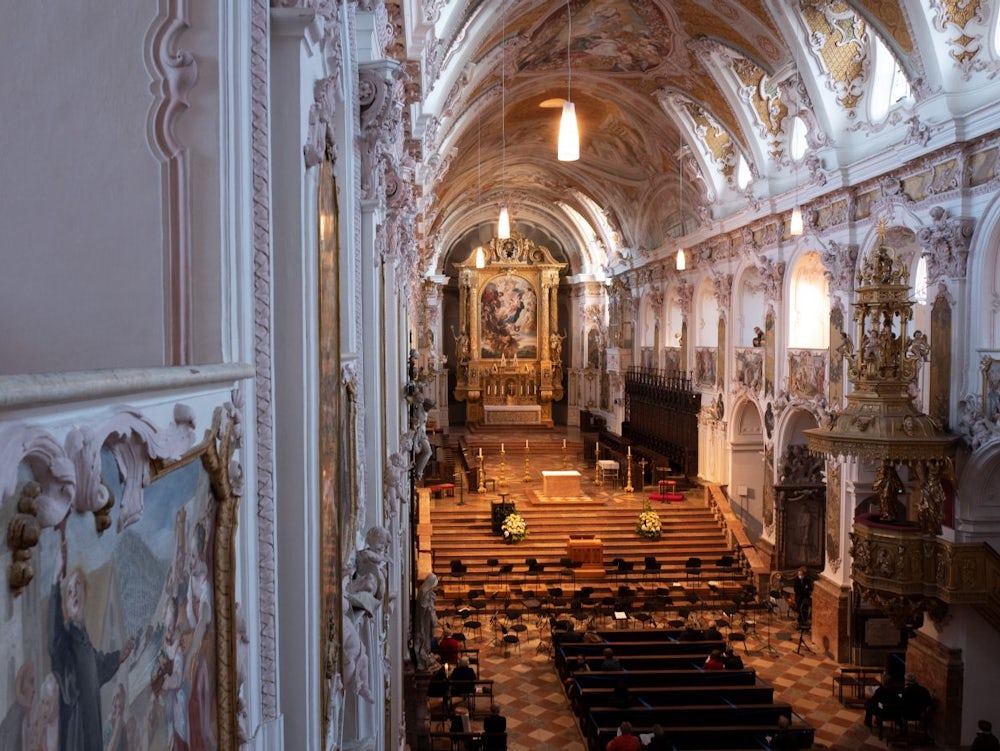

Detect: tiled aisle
[463, 608, 935, 751]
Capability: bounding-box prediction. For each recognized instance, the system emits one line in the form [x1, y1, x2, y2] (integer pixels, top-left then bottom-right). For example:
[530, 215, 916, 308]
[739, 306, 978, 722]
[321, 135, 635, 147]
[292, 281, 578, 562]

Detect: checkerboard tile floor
[459, 613, 937, 751]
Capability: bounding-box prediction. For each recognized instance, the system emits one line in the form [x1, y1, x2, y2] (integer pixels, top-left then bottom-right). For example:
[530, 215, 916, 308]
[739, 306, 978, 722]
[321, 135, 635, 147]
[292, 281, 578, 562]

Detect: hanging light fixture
[498, 0, 511, 239]
[790, 157, 803, 236]
[676, 145, 686, 270]
[557, 0, 579, 161]
[474, 112, 486, 268]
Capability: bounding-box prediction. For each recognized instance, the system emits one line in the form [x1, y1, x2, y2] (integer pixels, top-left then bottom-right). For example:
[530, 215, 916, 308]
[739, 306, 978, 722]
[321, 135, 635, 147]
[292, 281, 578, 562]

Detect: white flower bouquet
[637, 501, 662, 540]
[501, 512, 528, 543]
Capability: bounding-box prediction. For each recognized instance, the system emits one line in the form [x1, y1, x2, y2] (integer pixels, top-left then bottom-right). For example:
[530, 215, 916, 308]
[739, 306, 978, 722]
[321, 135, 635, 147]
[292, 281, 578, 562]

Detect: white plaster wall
[0, 4, 227, 374]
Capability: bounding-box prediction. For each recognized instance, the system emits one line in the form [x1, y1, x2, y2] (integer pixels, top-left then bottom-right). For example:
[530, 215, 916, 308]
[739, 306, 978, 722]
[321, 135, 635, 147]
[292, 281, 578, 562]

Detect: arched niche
[729, 398, 765, 538]
[787, 250, 830, 350]
[735, 267, 768, 346]
[774, 408, 825, 571]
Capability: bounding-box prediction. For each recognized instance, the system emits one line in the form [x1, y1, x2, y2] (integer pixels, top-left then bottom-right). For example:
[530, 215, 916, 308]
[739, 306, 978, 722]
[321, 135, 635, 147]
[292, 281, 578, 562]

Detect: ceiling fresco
[398, 0, 997, 277]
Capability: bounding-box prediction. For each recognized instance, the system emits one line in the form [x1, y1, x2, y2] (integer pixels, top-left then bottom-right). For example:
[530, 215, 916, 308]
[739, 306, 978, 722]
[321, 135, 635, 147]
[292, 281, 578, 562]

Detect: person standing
[793, 567, 813, 628]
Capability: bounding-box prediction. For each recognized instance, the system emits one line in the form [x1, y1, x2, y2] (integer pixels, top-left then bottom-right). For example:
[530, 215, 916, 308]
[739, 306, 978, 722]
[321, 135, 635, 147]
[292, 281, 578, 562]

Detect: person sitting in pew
[599, 647, 622, 671]
[642, 724, 671, 750]
[605, 721, 642, 751]
[583, 623, 604, 643]
[482, 704, 507, 751]
[723, 646, 744, 670]
[767, 715, 798, 749]
[679, 623, 703, 641]
[703, 649, 725, 671]
[703, 620, 723, 642]
[562, 654, 589, 688]
[448, 658, 477, 707]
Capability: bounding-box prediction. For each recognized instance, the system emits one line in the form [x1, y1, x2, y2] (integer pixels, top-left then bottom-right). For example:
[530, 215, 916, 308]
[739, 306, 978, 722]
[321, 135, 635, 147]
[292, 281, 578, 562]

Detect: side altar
[451, 234, 566, 427]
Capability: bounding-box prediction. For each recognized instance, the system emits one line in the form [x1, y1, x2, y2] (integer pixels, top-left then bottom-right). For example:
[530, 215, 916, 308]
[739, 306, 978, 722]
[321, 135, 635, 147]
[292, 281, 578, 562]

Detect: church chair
[642, 554, 662, 583]
[499, 625, 521, 657]
[463, 618, 483, 643]
[684, 556, 702, 585]
[728, 631, 748, 654]
[484, 557, 503, 591]
[715, 554, 736, 583]
[524, 558, 545, 589]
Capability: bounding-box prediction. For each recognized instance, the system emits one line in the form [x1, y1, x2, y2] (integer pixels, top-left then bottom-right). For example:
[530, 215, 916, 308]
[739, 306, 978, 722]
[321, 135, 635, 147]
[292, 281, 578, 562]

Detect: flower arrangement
[637, 501, 662, 540]
[501, 512, 528, 543]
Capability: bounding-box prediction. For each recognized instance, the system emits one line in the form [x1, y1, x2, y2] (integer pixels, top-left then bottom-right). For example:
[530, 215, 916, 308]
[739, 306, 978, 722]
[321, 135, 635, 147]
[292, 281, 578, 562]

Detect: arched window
[788, 251, 830, 349]
[789, 116, 808, 163]
[869, 34, 911, 122]
[913, 255, 928, 304]
[736, 154, 752, 190]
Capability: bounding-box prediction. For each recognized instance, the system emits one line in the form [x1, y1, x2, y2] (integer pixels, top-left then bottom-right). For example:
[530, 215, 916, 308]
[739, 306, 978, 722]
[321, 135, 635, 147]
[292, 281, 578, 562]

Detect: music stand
[795, 624, 814, 654]
[760, 595, 779, 657]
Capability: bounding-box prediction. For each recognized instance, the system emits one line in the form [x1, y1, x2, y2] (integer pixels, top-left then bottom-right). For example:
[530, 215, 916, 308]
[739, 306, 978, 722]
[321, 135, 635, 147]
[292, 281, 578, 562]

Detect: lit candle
[628, 446, 632, 456]
[596, 441, 600, 452]
[525, 440, 529, 450]
[501, 443, 505, 452]
[562, 439, 567, 449]
[479, 447, 483, 458]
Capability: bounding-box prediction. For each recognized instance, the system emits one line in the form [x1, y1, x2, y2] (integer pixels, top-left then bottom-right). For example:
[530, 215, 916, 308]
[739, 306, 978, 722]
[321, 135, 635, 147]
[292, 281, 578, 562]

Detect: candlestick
[594, 444, 602, 486]
[477, 454, 486, 493]
[625, 454, 634, 493]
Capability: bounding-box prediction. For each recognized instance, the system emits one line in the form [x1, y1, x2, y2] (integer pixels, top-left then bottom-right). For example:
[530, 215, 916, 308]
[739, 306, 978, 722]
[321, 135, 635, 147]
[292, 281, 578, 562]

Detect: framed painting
[479, 274, 538, 359]
[788, 350, 827, 399]
[695, 347, 717, 388]
[982, 354, 1000, 421]
[0, 406, 242, 751]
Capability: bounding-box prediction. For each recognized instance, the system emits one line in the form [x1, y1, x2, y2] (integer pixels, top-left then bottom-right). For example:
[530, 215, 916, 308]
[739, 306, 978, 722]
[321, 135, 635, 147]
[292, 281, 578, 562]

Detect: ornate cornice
[916, 205, 974, 284]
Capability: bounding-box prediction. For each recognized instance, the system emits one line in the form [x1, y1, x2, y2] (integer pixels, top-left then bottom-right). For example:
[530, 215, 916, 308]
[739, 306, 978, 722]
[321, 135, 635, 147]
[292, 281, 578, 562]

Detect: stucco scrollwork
[305, 75, 341, 168]
[819, 241, 859, 295]
[916, 205, 974, 283]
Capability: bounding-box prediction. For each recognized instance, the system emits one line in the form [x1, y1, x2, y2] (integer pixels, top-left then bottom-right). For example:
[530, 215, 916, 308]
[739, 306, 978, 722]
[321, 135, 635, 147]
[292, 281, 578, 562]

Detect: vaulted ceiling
[399, 0, 997, 278]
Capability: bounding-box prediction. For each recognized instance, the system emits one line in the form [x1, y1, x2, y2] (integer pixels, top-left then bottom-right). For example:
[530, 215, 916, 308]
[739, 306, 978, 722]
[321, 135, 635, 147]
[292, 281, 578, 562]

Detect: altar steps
[427, 491, 751, 626]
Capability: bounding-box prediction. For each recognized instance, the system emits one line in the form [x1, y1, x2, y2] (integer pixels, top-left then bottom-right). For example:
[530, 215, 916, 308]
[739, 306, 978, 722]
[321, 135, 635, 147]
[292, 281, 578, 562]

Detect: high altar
[452, 234, 566, 426]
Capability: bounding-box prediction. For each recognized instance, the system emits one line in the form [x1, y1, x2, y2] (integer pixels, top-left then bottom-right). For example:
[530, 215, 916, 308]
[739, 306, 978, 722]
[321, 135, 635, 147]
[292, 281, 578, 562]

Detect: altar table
[541, 470, 582, 497]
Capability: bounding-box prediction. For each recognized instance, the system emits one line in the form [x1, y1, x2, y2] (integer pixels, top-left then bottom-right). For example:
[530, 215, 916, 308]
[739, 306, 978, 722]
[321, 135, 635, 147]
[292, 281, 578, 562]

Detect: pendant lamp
[498, 0, 511, 238]
[557, 0, 579, 161]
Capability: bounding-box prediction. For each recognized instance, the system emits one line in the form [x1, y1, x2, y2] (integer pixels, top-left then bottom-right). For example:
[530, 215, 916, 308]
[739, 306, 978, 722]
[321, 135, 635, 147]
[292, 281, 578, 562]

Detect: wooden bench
[573, 684, 775, 709]
[590, 722, 813, 751]
[832, 666, 882, 707]
[426, 730, 507, 750]
[570, 668, 758, 690]
[587, 702, 794, 730]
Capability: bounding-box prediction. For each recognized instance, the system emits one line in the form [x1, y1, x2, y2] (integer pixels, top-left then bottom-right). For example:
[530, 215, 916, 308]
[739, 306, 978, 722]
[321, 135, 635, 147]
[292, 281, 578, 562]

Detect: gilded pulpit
[452, 234, 566, 426]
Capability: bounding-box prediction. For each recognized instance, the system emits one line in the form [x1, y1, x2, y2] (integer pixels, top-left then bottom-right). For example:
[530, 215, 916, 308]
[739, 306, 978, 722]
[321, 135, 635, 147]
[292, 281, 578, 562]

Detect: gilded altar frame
[452, 234, 566, 426]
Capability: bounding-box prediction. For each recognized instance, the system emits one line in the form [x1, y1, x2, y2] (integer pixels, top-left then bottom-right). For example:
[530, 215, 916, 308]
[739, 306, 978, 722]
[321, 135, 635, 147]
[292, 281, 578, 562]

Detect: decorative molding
[146, 0, 199, 364]
[251, 0, 279, 721]
[1, 404, 201, 591]
[819, 240, 859, 295]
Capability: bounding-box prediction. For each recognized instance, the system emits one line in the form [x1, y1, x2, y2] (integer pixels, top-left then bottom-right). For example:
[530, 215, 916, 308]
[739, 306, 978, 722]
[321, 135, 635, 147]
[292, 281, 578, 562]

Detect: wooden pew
[573, 683, 775, 710]
[569, 668, 757, 690]
[586, 701, 794, 729]
[589, 721, 814, 751]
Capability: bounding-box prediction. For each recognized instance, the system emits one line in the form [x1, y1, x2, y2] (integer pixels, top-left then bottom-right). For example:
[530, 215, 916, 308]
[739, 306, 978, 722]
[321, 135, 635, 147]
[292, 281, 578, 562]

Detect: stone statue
[346, 525, 391, 615]
[906, 330, 930, 362]
[412, 397, 435, 480]
[414, 573, 439, 670]
[550, 331, 565, 361]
